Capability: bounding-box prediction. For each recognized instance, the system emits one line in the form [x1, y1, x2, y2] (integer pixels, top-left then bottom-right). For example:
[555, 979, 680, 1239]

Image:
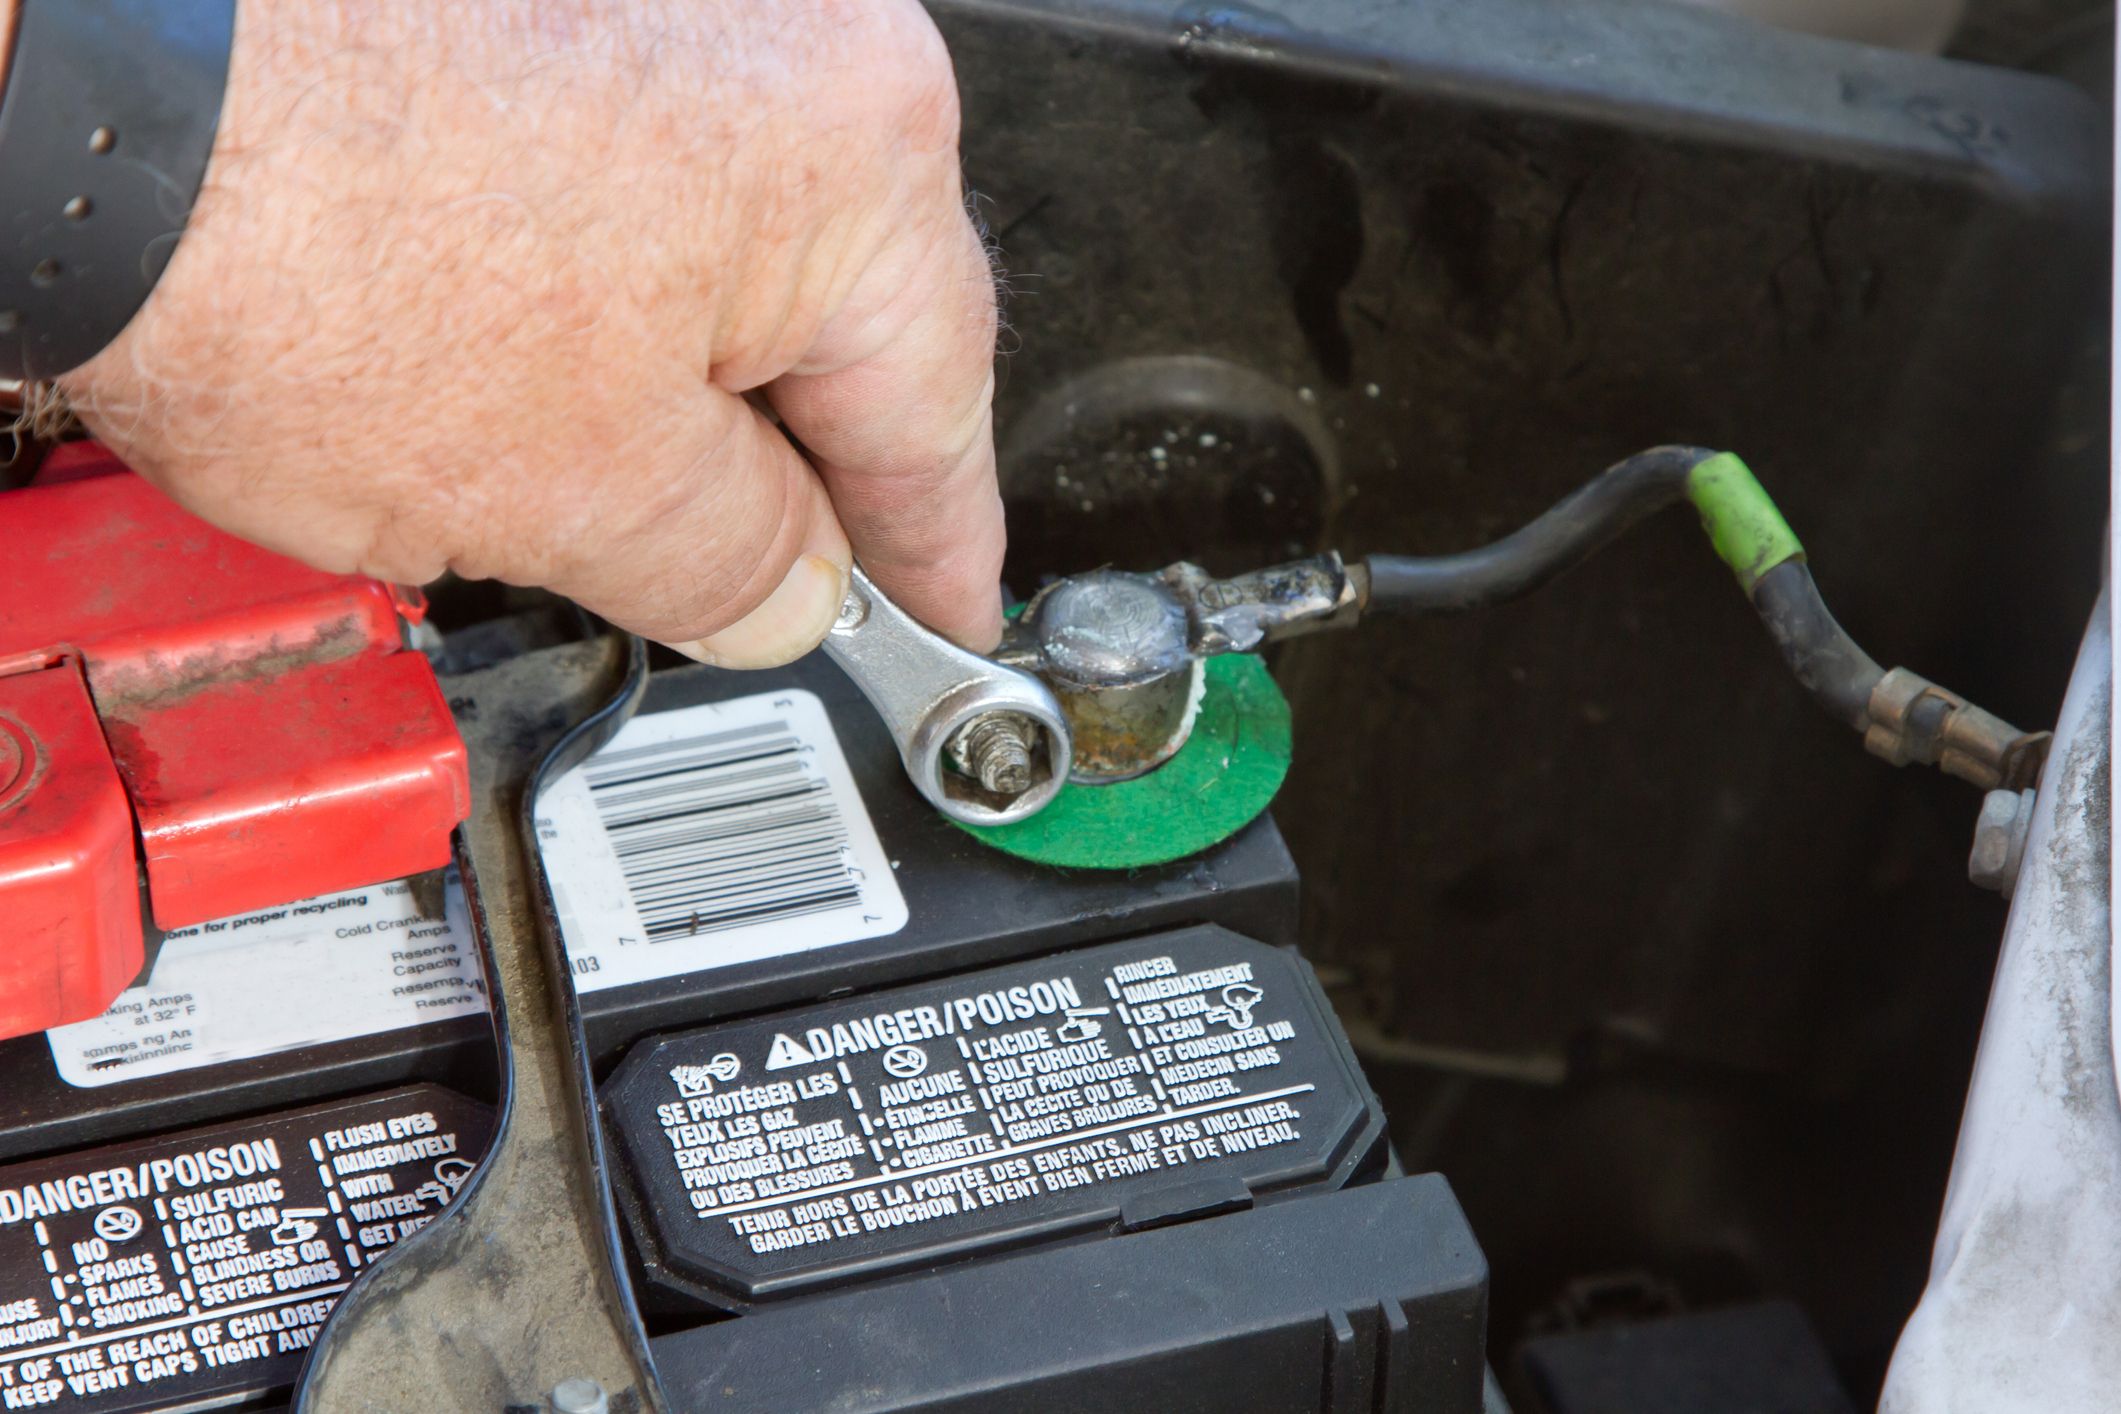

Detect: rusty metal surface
[1002, 555, 1355, 780]
[1167, 555, 1360, 653]
[1865, 666, 2053, 790]
[1050, 667, 1201, 781]
[294, 635, 661, 1414]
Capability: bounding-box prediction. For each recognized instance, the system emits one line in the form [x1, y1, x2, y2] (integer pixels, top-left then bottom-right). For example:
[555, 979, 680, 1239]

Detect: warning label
[0, 1087, 489, 1412]
[604, 930, 1379, 1306]
[46, 874, 486, 1089]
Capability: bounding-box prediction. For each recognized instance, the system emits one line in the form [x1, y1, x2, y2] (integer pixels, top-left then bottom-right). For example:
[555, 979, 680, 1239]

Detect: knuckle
[892, 51, 963, 153]
[878, 528, 1004, 615]
[833, 2, 961, 151]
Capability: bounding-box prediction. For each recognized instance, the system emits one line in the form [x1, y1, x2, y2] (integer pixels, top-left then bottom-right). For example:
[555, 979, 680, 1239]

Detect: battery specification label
[537, 689, 908, 992]
[0, 1086, 489, 1414]
[46, 873, 486, 1089]
[604, 930, 1380, 1305]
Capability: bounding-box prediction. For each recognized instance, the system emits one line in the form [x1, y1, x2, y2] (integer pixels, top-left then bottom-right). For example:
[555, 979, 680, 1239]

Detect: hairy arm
[56, 0, 1007, 663]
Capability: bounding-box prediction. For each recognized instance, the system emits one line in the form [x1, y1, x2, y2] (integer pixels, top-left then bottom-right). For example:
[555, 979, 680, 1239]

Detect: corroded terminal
[1003, 553, 1357, 783]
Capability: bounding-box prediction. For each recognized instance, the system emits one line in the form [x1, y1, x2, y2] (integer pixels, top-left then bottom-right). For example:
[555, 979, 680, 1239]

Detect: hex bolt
[955, 713, 1036, 796]
[1968, 787, 2036, 898]
[549, 1377, 610, 1414]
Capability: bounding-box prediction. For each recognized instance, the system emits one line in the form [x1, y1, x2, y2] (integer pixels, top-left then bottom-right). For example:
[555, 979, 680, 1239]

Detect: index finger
[766, 212, 1006, 652]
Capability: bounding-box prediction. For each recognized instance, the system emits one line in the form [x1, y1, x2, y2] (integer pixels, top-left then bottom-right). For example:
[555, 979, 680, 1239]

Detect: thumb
[545, 382, 851, 668]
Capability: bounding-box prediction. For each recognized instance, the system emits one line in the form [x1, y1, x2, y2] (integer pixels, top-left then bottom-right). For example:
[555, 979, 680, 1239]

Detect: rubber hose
[1362, 444, 1712, 614]
[1358, 445, 1881, 735]
[1747, 560, 1884, 732]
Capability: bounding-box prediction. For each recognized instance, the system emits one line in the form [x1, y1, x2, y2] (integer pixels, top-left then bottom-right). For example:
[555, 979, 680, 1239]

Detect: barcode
[582, 719, 864, 940]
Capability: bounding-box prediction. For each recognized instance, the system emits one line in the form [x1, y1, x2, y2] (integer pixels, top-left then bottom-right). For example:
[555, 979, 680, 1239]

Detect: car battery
[0, 448, 469, 1042]
[0, 876, 496, 1164]
[536, 645, 1487, 1410]
[523, 635, 1489, 1408]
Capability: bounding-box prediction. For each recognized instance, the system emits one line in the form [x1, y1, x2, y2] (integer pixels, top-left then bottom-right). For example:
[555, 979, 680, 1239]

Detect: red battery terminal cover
[0, 443, 470, 1038]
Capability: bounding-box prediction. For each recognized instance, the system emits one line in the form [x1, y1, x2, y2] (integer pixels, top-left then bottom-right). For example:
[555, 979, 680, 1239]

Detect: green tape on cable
[1686, 451, 1804, 593]
[955, 653, 1292, 869]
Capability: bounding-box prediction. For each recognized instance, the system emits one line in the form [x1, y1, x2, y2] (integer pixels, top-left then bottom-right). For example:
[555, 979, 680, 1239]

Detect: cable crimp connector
[1863, 667, 2050, 792]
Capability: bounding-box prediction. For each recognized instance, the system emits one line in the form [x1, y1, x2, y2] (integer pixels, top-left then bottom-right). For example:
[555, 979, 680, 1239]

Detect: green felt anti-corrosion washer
[954, 652, 1292, 869]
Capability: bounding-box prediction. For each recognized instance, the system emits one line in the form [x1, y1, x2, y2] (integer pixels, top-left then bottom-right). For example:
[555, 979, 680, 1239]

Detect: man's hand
[60, 0, 1007, 663]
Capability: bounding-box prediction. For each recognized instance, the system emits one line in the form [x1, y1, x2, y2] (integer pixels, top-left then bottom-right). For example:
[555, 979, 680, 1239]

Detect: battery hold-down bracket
[0, 443, 470, 1039]
[602, 926, 1387, 1311]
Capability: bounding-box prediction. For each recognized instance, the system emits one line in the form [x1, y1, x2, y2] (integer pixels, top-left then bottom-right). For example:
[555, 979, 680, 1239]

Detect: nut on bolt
[819, 565, 1071, 826]
[549, 1377, 609, 1414]
[1968, 787, 2036, 898]
[954, 713, 1036, 797]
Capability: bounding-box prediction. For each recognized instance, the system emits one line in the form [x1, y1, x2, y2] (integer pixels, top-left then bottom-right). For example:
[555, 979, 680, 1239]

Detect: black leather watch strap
[0, 0, 236, 380]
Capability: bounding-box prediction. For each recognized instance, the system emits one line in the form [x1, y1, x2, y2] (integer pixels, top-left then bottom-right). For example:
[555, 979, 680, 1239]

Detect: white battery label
[534, 689, 908, 993]
[47, 874, 486, 1089]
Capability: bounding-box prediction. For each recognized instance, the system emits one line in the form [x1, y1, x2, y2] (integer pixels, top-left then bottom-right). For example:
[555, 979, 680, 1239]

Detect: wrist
[0, 0, 235, 381]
